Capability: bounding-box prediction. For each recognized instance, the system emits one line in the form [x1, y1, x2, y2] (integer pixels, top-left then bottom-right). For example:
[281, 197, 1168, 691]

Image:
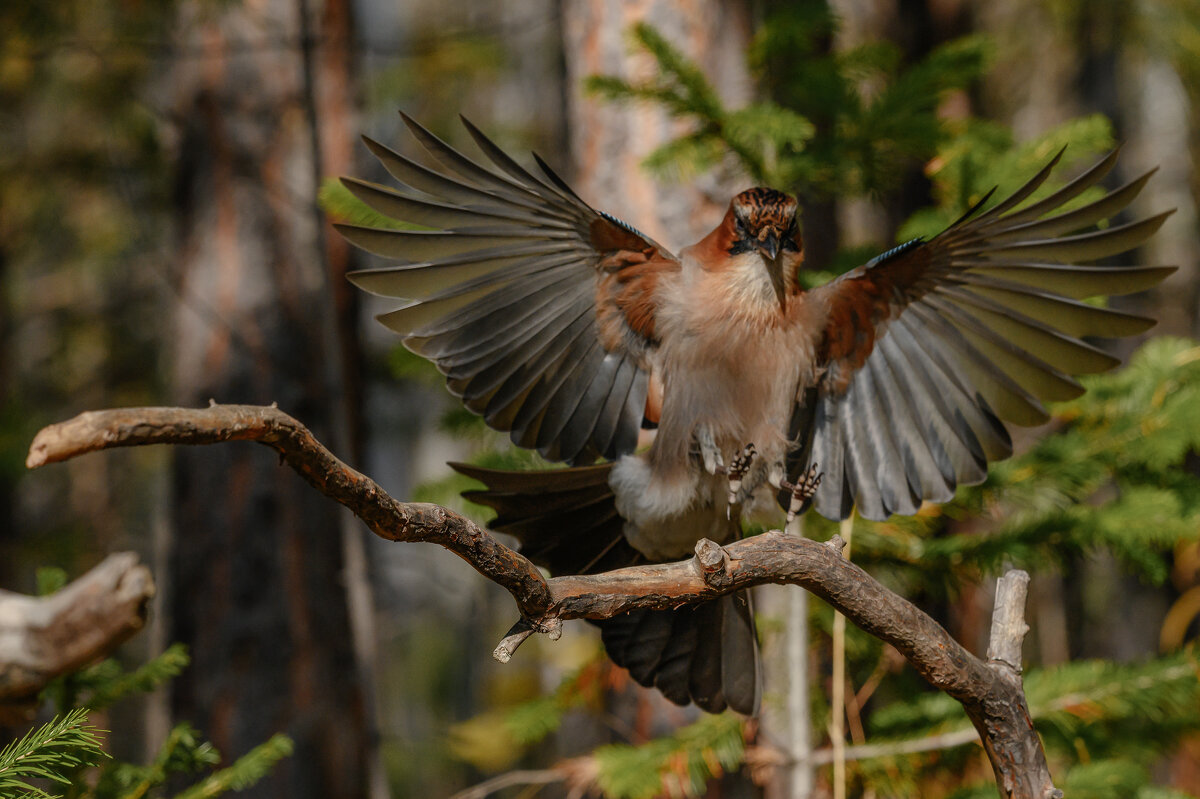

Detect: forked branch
[26, 405, 1057, 798]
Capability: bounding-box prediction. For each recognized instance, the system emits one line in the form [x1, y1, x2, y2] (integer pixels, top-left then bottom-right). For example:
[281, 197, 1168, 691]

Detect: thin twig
[810, 727, 981, 764]
[493, 619, 536, 663]
[447, 768, 566, 799]
[832, 513, 854, 799]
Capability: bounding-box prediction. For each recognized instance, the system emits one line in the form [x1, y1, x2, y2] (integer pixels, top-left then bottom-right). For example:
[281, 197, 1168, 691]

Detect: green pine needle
[593, 714, 745, 799]
[171, 734, 293, 799]
[502, 657, 608, 746]
[84, 644, 190, 711]
[0, 709, 108, 797]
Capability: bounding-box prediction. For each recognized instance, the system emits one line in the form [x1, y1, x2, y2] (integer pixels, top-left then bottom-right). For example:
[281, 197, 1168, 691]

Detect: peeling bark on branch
[0, 552, 155, 721]
[27, 405, 1058, 798]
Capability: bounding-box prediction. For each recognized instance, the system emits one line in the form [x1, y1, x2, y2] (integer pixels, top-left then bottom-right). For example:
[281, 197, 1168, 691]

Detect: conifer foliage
[1, 568, 293, 799]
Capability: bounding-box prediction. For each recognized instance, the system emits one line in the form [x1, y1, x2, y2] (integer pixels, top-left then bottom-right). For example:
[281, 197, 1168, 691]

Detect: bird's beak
[768, 259, 788, 312]
[757, 231, 787, 312]
[756, 230, 780, 261]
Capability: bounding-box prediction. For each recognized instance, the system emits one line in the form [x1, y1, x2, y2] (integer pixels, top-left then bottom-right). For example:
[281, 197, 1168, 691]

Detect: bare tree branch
[26, 405, 1059, 798]
[0, 552, 155, 721]
[446, 768, 569, 799]
[26, 404, 553, 617]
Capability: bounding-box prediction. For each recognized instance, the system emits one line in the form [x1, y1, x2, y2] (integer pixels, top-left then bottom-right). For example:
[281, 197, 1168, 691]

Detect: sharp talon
[726, 443, 756, 506]
[784, 463, 823, 522]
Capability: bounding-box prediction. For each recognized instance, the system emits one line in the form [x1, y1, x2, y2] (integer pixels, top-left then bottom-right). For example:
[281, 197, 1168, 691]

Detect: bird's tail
[451, 462, 761, 715]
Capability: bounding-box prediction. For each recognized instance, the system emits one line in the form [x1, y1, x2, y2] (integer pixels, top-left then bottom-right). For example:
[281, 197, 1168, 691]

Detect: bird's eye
[735, 218, 748, 236]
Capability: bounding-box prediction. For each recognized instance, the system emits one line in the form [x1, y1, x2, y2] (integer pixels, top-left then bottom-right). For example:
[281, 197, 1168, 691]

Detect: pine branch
[502, 657, 608, 745]
[593, 714, 745, 799]
[0, 708, 108, 797]
[171, 734, 293, 799]
[865, 648, 1200, 763]
[25, 404, 553, 617]
[106, 723, 220, 799]
[83, 644, 190, 711]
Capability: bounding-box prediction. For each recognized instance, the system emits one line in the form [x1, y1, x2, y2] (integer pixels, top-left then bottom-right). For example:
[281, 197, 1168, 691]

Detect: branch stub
[693, 538, 731, 586]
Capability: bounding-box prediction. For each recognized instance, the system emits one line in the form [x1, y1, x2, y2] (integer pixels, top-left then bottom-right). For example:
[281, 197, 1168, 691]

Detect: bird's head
[728, 187, 802, 310]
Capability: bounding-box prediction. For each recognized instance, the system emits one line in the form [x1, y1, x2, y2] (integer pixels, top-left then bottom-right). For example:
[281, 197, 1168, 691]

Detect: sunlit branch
[27, 405, 1058, 799]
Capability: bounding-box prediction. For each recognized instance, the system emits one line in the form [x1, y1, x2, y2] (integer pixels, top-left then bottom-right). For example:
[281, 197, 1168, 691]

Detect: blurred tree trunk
[301, 1, 389, 796]
[0, 250, 11, 587]
[562, 0, 753, 249]
[163, 1, 373, 797]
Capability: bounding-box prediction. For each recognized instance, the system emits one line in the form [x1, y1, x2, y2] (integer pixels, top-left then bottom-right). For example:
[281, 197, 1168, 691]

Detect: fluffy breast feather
[645, 247, 825, 482]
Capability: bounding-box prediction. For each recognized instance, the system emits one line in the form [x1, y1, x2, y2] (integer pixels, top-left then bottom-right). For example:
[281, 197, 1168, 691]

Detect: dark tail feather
[599, 592, 760, 715]
[451, 461, 639, 575]
[451, 462, 762, 715]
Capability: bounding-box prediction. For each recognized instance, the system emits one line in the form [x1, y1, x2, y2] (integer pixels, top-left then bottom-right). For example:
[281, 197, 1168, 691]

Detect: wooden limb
[27, 406, 1058, 798]
[26, 405, 552, 616]
[0, 552, 155, 721]
[980, 571, 1059, 799]
[492, 617, 562, 664]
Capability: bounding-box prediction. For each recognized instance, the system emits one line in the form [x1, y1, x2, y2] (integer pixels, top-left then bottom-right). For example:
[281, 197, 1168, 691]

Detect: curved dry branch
[27, 405, 1059, 798]
[27, 404, 552, 616]
[0, 552, 155, 722]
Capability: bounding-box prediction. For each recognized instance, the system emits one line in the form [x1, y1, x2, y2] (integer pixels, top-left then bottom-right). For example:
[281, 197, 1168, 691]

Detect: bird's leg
[722, 443, 757, 509]
[780, 463, 823, 522]
[697, 426, 725, 475]
[695, 429, 756, 517]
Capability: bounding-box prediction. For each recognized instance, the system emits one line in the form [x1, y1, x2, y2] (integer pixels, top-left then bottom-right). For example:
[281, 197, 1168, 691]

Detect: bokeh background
[3, 1, 1200, 798]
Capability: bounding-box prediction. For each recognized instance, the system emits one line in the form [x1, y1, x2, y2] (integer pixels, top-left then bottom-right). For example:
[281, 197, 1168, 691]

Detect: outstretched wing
[795, 149, 1175, 521]
[339, 114, 679, 465]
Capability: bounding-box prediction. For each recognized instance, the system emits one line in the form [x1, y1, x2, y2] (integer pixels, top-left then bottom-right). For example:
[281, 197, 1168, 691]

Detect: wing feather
[801, 150, 1172, 520]
[339, 116, 681, 462]
[955, 263, 1174, 298]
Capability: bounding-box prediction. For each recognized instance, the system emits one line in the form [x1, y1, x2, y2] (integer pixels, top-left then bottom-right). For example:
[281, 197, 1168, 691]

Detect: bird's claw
[725, 443, 757, 508]
[782, 463, 822, 522]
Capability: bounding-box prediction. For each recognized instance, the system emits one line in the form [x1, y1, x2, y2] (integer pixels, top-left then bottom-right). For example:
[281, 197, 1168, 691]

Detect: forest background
[3, 1, 1200, 797]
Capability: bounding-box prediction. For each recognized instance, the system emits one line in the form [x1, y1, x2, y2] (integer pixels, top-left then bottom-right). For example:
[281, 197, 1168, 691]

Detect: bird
[336, 113, 1174, 716]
